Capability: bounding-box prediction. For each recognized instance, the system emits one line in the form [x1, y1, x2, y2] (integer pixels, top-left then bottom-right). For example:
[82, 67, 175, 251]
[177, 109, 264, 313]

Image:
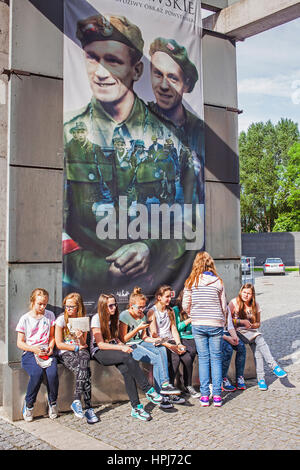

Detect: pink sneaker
[213, 395, 222, 407]
[200, 396, 210, 407]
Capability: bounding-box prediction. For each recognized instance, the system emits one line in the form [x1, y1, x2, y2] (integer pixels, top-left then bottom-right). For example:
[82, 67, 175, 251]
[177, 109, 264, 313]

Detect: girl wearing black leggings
[91, 294, 162, 421]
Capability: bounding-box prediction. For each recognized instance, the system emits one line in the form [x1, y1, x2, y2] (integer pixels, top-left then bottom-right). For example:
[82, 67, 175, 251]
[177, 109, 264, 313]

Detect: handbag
[35, 354, 53, 368]
[236, 328, 261, 344]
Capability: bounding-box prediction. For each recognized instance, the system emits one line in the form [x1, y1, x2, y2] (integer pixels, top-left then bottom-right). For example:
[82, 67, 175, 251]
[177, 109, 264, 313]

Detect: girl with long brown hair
[91, 293, 163, 421]
[182, 251, 227, 407]
[147, 285, 187, 405]
[119, 287, 180, 410]
[229, 283, 287, 390]
[55, 292, 99, 424]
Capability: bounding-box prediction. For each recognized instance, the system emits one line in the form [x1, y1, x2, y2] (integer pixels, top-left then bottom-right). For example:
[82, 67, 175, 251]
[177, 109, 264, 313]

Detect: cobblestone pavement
[0, 418, 55, 450]
[1, 272, 300, 450]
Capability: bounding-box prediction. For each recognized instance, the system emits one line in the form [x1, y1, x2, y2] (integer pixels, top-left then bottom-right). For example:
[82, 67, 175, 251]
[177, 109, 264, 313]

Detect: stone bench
[3, 345, 256, 421]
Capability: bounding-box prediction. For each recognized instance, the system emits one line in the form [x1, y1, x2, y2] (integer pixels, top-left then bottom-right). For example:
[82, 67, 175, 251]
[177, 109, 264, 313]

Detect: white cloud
[238, 70, 300, 101]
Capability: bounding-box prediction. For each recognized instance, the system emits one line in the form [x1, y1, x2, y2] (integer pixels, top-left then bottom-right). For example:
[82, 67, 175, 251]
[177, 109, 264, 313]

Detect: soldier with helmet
[64, 121, 114, 235]
[108, 135, 137, 206]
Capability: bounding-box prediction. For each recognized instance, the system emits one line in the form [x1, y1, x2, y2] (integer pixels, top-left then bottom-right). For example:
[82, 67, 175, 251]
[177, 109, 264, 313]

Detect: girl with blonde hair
[16, 288, 59, 422]
[55, 292, 99, 424]
[182, 251, 227, 407]
[229, 283, 287, 390]
[91, 293, 163, 421]
[119, 287, 180, 409]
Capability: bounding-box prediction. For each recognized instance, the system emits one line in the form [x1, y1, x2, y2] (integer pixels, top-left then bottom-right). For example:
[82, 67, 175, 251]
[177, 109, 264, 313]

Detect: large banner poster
[63, 0, 204, 311]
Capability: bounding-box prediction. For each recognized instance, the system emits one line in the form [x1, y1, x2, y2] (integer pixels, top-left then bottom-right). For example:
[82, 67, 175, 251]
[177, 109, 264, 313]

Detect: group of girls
[16, 251, 287, 424]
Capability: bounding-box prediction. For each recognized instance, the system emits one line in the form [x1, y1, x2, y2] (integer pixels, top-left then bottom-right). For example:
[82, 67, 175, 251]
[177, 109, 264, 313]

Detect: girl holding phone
[119, 287, 180, 409]
[91, 293, 163, 421]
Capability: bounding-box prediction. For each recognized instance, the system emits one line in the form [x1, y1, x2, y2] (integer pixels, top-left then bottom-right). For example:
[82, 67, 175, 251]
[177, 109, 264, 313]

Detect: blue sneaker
[221, 377, 236, 392]
[236, 376, 246, 390]
[146, 387, 163, 405]
[258, 379, 268, 390]
[273, 366, 287, 378]
[70, 399, 84, 418]
[131, 404, 151, 421]
[84, 408, 99, 424]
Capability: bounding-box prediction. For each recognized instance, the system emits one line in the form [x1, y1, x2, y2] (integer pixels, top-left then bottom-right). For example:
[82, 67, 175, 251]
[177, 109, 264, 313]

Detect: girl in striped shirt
[182, 251, 227, 407]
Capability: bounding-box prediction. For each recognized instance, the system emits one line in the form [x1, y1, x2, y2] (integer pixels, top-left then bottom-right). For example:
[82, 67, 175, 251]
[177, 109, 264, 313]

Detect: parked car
[241, 256, 251, 275]
[263, 258, 285, 275]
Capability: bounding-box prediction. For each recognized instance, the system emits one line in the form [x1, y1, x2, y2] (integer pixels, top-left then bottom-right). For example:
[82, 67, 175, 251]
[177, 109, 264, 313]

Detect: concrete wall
[242, 232, 300, 266]
[2, 1, 242, 415]
[0, 0, 9, 405]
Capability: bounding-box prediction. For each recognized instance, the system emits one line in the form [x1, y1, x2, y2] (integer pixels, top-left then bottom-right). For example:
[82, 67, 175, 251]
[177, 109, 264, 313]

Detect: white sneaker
[185, 385, 201, 398]
[48, 401, 58, 419]
[22, 402, 33, 422]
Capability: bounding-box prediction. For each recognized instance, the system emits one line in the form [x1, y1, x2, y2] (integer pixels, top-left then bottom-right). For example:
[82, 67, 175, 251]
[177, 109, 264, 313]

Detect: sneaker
[22, 402, 33, 422]
[48, 401, 58, 420]
[258, 379, 268, 390]
[169, 395, 186, 405]
[84, 408, 99, 425]
[70, 399, 84, 418]
[213, 396, 222, 407]
[185, 385, 201, 398]
[199, 396, 210, 407]
[159, 396, 174, 409]
[236, 376, 246, 390]
[221, 377, 236, 392]
[160, 383, 181, 395]
[146, 387, 163, 405]
[131, 404, 151, 421]
[273, 366, 287, 378]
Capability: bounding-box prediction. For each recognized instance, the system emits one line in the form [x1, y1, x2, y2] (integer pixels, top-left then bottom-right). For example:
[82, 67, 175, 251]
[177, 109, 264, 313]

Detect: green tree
[273, 142, 300, 232]
[239, 119, 299, 233]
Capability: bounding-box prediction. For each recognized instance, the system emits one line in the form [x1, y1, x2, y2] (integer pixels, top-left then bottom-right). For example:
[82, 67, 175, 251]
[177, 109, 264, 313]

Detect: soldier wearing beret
[148, 37, 204, 205]
[64, 14, 162, 149]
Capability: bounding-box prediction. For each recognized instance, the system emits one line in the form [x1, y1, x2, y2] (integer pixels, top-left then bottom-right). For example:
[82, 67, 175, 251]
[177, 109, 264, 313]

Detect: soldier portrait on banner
[63, 0, 204, 310]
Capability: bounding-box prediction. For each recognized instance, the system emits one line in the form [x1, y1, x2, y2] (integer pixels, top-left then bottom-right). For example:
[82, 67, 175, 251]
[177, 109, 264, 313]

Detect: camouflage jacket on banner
[64, 95, 164, 151]
[63, 97, 194, 297]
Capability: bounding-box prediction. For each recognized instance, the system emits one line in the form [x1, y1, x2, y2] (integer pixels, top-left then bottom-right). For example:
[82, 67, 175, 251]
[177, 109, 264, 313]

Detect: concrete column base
[2, 361, 139, 422]
[227, 344, 256, 382]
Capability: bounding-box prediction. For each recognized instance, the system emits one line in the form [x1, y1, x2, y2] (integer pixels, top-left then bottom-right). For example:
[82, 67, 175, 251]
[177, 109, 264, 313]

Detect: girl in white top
[16, 288, 58, 422]
[148, 285, 187, 404]
[55, 292, 98, 424]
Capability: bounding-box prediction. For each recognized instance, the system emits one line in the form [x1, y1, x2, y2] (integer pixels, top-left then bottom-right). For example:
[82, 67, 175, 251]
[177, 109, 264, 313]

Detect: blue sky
[202, 10, 300, 134]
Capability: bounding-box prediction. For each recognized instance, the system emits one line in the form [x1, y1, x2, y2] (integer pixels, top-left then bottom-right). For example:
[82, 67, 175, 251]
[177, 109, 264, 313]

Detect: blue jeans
[222, 332, 246, 380]
[21, 352, 59, 407]
[131, 341, 169, 392]
[192, 325, 223, 397]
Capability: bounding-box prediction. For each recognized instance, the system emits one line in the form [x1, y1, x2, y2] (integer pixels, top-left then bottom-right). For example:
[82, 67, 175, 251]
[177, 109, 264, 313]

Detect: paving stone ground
[1, 271, 299, 450]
